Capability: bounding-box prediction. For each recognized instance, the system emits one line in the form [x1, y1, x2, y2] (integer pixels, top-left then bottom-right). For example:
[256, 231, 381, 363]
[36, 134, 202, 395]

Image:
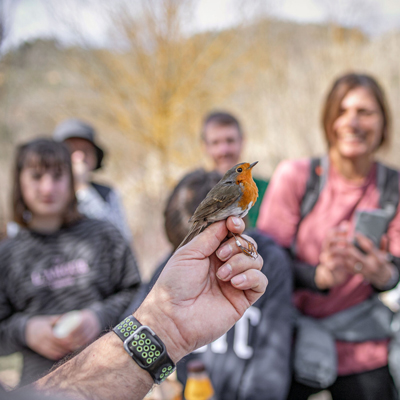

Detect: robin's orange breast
[236, 172, 259, 211]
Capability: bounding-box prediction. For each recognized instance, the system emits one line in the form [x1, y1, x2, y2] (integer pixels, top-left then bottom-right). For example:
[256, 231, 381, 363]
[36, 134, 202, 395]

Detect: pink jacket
[257, 158, 400, 375]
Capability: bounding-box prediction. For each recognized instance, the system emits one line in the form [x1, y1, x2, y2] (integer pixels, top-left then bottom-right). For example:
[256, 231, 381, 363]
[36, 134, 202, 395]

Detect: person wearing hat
[53, 119, 132, 242]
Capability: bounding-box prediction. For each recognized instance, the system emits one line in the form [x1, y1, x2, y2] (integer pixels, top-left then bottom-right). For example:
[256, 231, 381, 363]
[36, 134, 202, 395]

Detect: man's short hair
[164, 169, 222, 250]
[201, 111, 243, 141]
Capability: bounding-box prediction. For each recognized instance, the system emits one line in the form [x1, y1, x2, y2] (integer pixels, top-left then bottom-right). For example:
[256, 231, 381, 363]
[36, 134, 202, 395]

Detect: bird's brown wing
[176, 184, 241, 251]
[189, 182, 241, 222]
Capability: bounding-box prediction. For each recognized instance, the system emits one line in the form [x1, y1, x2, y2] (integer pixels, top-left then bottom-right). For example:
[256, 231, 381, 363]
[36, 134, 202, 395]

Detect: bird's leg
[231, 232, 258, 260]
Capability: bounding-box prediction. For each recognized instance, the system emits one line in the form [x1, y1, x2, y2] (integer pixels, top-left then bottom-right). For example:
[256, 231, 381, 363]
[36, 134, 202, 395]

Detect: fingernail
[217, 244, 232, 260]
[217, 264, 232, 280]
[231, 274, 246, 286]
[232, 217, 241, 227]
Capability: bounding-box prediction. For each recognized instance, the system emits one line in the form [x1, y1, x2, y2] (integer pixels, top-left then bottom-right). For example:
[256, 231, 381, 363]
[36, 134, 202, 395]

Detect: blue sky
[3, 0, 400, 50]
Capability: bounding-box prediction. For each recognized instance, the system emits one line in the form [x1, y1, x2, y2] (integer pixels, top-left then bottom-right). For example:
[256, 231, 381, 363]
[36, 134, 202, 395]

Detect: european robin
[177, 161, 259, 258]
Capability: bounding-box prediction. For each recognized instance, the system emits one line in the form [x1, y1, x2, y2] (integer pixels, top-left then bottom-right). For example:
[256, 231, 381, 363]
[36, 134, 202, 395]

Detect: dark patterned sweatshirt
[0, 218, 141, 386]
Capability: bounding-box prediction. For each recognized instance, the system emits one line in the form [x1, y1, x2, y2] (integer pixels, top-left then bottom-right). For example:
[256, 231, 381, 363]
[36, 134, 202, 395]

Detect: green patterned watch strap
[113, 315, 140, 340]
[113, 315, 176, 384]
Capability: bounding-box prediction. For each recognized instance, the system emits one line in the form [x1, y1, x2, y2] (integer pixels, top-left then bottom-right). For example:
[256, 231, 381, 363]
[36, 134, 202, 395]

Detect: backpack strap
[300, 156, 329, 220]
[291, 156, 329, 256]
[376, 162, 399, 225]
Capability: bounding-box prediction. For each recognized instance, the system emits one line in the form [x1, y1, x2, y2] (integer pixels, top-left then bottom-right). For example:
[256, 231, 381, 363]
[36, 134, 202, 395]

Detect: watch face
[126, 326, 164, 368]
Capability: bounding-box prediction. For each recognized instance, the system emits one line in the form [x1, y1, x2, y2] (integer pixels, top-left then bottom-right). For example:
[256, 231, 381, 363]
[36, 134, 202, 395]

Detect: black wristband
[113, 315, 175, 384]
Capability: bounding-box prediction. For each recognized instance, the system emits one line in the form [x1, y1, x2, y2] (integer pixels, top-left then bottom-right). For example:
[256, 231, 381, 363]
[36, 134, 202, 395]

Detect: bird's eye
[236, 167, 243, 173]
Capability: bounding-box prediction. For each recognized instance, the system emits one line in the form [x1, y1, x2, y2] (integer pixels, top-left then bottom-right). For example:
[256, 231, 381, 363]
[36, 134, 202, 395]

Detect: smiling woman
[331, 87, 384, 159]
[257, 73, 400, 400]
[322, 74, 390, 182]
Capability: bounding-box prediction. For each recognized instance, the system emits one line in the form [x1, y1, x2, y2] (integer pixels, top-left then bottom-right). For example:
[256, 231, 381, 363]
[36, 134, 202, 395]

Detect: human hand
[71, 150, 90, 191]
[315, 222, 350, 289]
[25, 315, 71, 360]
[62, 309, 101, 351]
[344, 232, 395, 289]
[32, 218, 265, 400]
[135, 217, 267, 363]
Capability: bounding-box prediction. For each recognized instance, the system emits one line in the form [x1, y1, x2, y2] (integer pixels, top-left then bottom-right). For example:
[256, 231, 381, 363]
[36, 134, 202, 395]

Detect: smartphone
[353, 209, 389, 252]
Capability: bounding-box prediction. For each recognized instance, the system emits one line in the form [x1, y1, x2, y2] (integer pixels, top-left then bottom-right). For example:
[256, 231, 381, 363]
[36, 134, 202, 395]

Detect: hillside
[1, 17, 399, 276]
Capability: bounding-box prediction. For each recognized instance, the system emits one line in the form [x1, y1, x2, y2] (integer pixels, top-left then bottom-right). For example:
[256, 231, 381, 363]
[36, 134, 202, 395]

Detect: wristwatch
[113, 315, 175, 384]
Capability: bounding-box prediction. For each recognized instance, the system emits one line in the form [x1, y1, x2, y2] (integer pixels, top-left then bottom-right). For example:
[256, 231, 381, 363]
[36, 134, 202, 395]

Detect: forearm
[34, 332, 153, 400]
[34, 306, 184, 400]
[286, 251, 328, 293]
[293, 260, 318, 290]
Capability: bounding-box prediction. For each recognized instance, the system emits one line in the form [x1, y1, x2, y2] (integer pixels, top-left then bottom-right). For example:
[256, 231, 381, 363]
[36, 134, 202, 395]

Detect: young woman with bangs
[0, 138, 141, 386]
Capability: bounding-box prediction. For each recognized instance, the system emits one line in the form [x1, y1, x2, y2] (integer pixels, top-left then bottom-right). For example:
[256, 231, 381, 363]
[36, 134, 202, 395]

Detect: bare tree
[36, 0, 268, 272]
[55, 1, 262, 189]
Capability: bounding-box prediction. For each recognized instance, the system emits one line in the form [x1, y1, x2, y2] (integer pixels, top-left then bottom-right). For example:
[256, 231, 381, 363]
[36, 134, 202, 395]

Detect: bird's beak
[249, 161, 258, 169]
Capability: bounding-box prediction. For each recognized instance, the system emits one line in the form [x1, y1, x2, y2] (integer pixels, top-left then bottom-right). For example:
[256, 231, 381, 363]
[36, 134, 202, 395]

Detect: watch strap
[113, 315, 175, 384]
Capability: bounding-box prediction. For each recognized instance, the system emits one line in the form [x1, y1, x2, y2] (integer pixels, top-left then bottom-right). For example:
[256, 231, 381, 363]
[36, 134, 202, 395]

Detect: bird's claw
[232, 233, 258, 260]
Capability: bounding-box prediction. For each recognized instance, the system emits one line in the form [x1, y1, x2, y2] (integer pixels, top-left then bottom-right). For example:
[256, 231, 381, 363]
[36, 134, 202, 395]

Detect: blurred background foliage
[0, 0, 399, 278]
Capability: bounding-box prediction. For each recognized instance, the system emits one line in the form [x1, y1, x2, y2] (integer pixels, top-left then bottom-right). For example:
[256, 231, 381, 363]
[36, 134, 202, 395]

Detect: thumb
[181, 220, 228, 258]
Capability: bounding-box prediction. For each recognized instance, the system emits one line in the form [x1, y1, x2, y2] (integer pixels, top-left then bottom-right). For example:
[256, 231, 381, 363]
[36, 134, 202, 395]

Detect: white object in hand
[53, 311, 82, 338]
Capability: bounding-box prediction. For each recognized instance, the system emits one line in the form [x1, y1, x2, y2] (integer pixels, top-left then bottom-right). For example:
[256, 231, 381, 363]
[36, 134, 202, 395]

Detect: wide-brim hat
[53, 118, 105, 170]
